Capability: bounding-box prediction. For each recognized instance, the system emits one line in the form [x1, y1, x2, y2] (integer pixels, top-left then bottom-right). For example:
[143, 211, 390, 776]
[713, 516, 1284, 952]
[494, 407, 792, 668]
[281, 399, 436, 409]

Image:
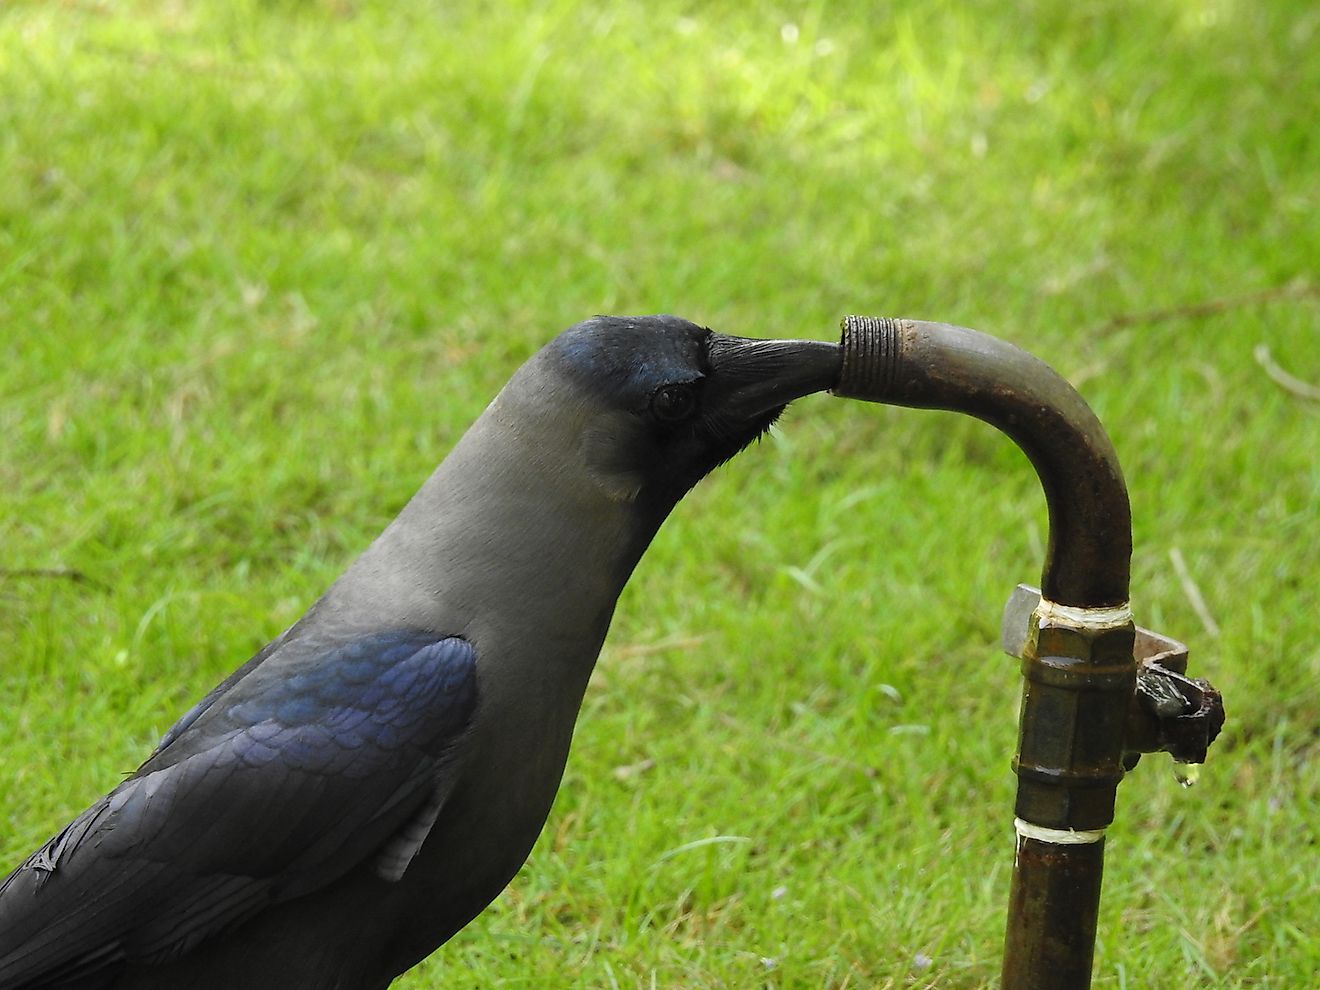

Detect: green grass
[2, 0, 1317, 986]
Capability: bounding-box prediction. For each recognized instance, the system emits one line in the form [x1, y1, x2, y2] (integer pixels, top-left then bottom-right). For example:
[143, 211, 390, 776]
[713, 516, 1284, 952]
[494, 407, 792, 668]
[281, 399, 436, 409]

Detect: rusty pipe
[833, 316, 1136, 989]
[834, 316, 1131, 607]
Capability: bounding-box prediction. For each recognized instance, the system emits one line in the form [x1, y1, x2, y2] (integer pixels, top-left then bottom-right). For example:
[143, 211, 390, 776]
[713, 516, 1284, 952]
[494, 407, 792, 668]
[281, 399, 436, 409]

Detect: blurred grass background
[1, 0, 1316, 986]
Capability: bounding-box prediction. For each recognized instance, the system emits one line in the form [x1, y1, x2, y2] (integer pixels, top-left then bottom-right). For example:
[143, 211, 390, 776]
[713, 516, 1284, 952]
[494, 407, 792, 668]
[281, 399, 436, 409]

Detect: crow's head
[527, 314, 839, 507]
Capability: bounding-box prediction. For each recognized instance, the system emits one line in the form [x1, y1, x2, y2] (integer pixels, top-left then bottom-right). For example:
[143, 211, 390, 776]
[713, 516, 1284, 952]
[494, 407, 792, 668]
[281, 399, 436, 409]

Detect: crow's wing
[0, 630, 477, 988]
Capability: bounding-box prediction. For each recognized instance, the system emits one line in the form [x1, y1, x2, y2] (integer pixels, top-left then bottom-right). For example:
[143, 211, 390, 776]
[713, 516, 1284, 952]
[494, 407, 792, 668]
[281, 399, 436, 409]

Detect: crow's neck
[320, 392, 668, 649]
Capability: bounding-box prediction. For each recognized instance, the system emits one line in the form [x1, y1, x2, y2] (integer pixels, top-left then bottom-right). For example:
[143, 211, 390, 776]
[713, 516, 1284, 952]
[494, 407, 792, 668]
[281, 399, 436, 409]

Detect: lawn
[1, 1, 1317, 986]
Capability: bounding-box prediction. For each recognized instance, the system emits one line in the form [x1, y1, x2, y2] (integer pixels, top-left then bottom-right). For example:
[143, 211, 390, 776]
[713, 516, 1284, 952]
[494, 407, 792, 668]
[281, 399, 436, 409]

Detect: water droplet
[1173, 762, 1200, 788]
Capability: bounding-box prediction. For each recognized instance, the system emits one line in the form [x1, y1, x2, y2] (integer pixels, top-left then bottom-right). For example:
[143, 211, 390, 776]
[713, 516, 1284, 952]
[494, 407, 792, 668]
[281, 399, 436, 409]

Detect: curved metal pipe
[834, 316, 1131, 608]
[832, 316, 1138, 990]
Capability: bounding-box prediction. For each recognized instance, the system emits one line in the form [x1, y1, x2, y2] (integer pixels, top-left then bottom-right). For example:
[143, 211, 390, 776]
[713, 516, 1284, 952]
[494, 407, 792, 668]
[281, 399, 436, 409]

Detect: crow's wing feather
[145, 624, 292, 760]
[0, 631, 477, 989]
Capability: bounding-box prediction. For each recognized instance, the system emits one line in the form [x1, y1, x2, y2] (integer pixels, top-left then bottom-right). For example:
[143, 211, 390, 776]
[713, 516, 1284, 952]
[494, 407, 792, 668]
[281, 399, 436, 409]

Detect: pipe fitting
[1014, 604, 1137, 831]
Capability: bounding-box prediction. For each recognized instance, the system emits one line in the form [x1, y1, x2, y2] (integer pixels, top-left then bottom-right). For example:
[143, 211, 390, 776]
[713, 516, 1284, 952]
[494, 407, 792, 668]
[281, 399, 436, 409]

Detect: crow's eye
[649, 383, 698, 422]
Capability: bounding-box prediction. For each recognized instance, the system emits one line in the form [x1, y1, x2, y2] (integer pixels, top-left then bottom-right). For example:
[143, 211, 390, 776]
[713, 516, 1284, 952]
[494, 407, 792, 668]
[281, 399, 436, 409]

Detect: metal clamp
[1002, 584, 1225, 773]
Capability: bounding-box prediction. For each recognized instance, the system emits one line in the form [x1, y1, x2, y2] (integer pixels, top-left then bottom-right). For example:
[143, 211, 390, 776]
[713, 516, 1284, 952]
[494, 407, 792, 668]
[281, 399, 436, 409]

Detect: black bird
[0, 315, 840, 989]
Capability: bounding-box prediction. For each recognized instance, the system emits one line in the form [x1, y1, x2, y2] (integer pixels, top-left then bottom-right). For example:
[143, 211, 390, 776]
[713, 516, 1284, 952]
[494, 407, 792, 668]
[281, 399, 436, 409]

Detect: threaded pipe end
[835, 315, 902, 401]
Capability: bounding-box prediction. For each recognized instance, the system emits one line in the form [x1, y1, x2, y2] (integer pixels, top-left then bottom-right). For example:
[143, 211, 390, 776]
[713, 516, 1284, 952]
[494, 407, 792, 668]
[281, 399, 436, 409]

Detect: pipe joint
[1013, 606, 1137, 831]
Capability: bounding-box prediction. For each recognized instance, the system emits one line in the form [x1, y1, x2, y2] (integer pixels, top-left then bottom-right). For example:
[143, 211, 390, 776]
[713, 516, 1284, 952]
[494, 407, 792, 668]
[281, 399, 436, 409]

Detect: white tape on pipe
[1033, 597, 1132, 631]
[1013, 817, 1107, 845]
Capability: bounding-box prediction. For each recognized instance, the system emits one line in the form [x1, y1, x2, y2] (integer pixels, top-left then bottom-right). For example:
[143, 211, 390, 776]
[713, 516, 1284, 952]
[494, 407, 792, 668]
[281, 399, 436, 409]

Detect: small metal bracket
[1002, 584, 1225, 769]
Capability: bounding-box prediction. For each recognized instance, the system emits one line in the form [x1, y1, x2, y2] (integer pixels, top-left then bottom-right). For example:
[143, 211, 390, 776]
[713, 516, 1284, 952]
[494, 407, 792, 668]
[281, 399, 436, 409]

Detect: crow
[0, 315, 839, 989]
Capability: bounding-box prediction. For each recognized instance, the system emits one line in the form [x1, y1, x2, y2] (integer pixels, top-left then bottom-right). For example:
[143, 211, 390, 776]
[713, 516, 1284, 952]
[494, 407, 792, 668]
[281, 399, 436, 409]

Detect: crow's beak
[706, 334, 842, 419]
